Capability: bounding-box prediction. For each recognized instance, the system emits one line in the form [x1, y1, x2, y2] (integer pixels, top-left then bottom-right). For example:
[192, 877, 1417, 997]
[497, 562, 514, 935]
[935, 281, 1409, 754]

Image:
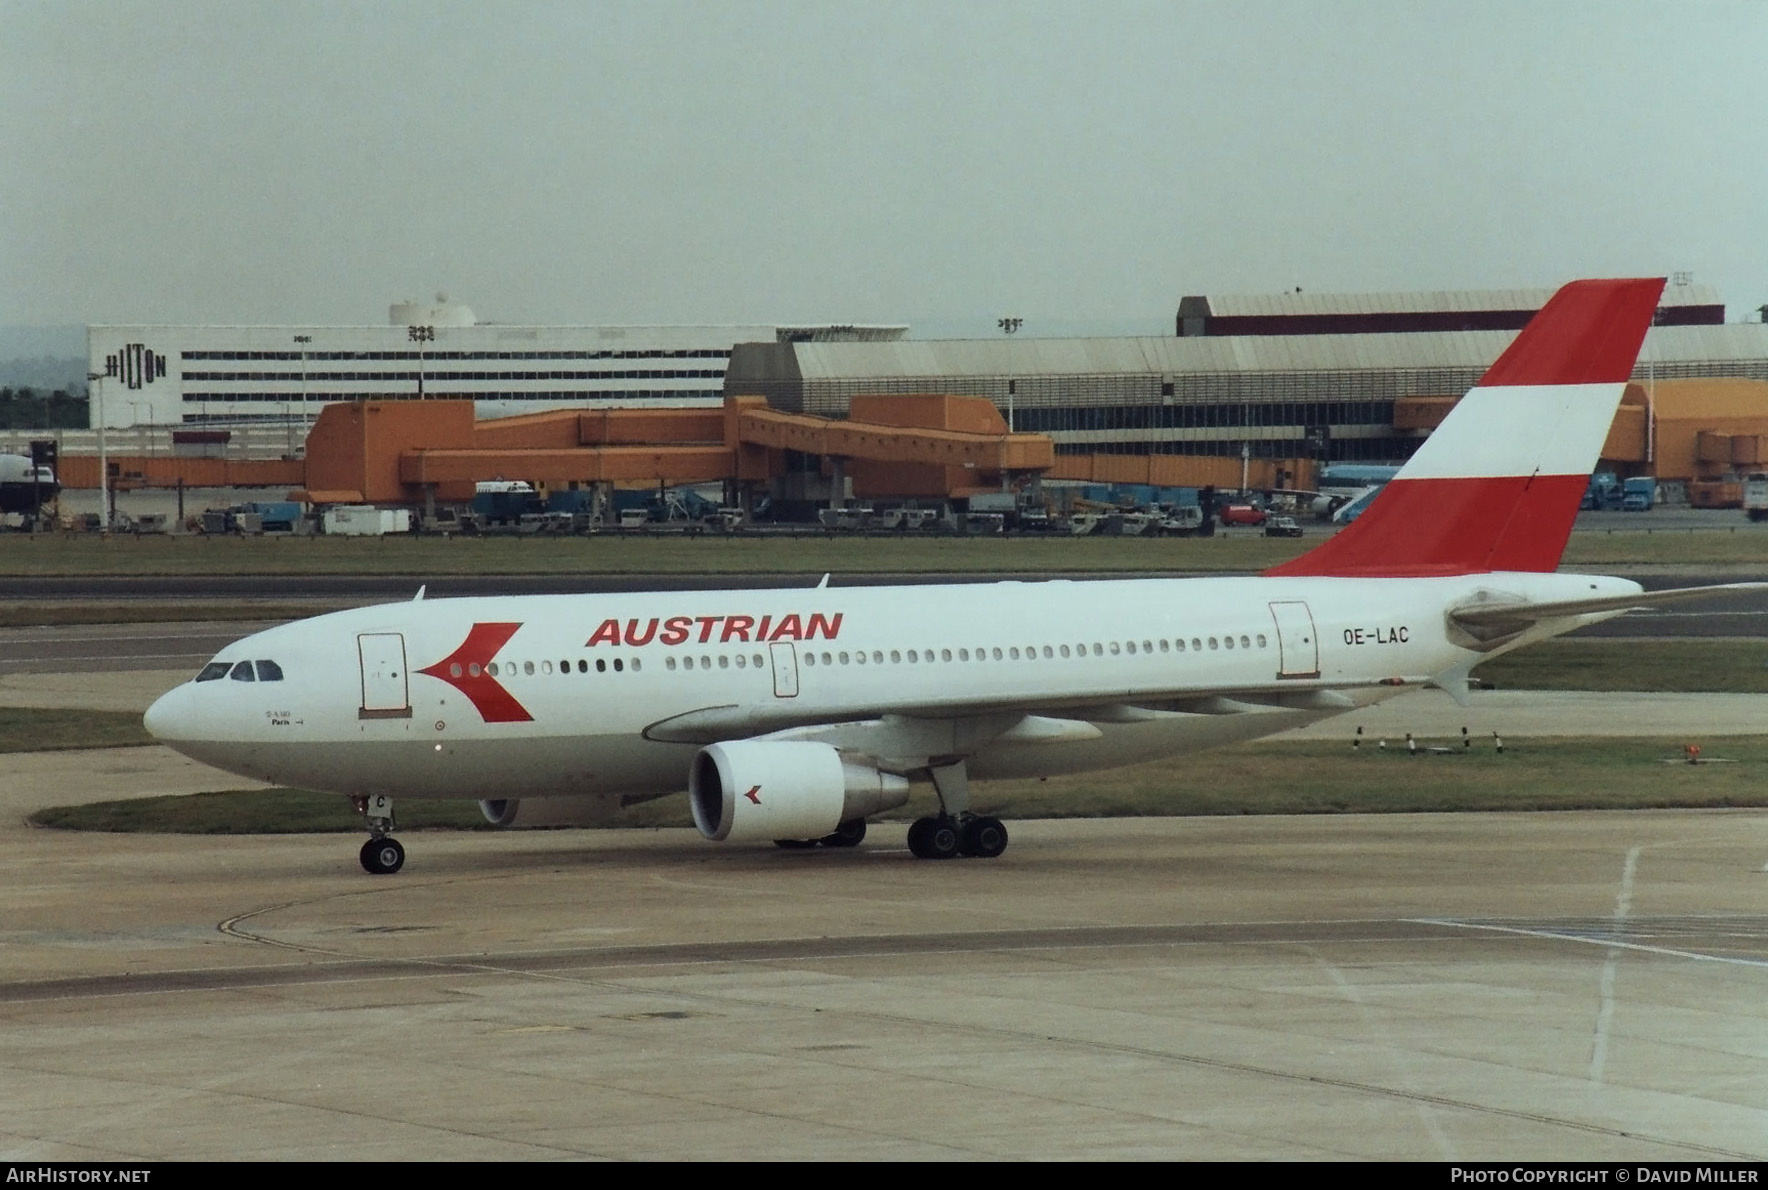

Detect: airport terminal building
[87, 298, 906, 429]
[725, 284, 1768, 465]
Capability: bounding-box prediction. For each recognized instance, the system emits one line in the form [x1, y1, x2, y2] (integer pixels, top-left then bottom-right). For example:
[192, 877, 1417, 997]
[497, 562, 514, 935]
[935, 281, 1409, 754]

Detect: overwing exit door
[769, 641, 799, 698]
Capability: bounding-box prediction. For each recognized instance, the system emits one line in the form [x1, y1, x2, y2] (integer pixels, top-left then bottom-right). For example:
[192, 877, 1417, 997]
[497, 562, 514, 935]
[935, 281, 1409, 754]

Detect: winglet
[1267, 278, 1665, 579]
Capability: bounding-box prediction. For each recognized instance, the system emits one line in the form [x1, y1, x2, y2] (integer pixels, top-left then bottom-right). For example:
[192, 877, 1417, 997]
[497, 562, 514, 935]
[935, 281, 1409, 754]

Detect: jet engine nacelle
[478, 798, 521, 827]
[689, 740, 910, 842]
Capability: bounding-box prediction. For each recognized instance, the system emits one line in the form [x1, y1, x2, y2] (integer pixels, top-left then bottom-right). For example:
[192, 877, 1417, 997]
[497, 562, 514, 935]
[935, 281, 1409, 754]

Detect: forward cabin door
[1267, 601, 1321, 680]
[769, 641, 799, 698]
[358, 632, 412, 719]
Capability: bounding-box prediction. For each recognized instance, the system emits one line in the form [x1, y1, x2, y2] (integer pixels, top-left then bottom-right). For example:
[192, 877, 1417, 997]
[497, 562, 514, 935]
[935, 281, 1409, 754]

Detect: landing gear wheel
[360, 836, 405, 875]
[907, 815, 960, 860]
[959, 816, 1009, 859]
[773, 838, 819, 849]
[819, 819, 867, 848]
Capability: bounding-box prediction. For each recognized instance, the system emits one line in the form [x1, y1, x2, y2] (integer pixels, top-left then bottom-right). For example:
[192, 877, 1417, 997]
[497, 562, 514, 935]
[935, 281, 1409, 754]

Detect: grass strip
[29, 736, 1768, 834]
[0, 709, 152, 751]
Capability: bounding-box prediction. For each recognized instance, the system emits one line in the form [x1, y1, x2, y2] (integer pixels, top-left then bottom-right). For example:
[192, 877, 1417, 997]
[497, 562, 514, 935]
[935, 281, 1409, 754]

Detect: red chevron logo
[418, 622, 533, 723]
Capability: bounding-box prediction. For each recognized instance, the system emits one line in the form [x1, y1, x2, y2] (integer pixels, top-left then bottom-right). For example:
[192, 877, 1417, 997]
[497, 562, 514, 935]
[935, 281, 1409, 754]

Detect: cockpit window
[196, 662, 231, 682]
[230, 660, 256, 681]
[255, 660, 284, 682]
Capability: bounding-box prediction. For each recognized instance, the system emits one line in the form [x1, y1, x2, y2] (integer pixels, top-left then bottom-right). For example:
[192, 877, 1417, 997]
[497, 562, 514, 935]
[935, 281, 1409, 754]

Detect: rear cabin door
[1267, 601, 1321, 680]
[769, 641, 799, 698]
[358, 632, 412, 719]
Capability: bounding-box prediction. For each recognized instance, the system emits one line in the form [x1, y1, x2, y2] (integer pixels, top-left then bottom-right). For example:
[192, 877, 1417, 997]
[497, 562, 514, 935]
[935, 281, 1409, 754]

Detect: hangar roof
[1186, 282, 1722, 318]
[781, 324, 1768, 381]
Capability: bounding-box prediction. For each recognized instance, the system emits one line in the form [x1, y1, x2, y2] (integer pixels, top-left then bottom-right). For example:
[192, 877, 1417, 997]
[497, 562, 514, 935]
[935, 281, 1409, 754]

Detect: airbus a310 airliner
[146, 277, 1759, 873]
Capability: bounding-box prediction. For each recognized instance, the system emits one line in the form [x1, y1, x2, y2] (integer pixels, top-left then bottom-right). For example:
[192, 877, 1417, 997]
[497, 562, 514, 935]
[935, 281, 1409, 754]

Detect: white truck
[1743, 473, 1768, 522]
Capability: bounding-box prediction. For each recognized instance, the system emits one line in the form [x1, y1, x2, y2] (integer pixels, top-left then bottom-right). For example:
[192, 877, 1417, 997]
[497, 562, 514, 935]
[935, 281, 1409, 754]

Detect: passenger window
[1059, 644, 1070, 658]
[941, 649, 951, 662]
[196, 662, 231, 682]
[1126, 642, 1136, 655]
[1240, 636, 1251, 649]
[524, 661, 535, 676]
[667, 657, 677, 671]
[596, 659, 607, 673]
[718, 655, 729, 669]
[752, 654, 763, 668]
[230, 661, 256, 681]
[1109, 642, 1120, 655]
[873, 651, 884, 664]
[1225, 637, 1235, 650]
[614, 659, 624, 672]
[542, 661, 553, 674]
[906, 650, 917, 663]
[578, 659, 588, 673]
[1257, 635, 1268, 648]
[737, 653, 748, 667]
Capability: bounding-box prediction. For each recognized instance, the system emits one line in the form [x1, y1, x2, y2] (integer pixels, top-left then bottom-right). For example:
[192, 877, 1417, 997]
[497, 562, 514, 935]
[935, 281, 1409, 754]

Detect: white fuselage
[145, 571, 1639, 806]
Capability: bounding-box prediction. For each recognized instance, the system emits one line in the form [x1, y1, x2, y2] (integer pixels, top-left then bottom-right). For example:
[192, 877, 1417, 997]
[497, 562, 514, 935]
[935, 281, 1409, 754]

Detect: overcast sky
[4, 0, 1765, 335]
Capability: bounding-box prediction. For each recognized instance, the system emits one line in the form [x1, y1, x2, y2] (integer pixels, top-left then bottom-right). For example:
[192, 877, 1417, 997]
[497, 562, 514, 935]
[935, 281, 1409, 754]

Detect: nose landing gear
[352, 794, 405, 874]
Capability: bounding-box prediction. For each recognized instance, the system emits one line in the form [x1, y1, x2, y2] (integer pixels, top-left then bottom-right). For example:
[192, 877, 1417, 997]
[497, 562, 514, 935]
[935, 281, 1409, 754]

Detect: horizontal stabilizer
[1449, 582, 1768, 638]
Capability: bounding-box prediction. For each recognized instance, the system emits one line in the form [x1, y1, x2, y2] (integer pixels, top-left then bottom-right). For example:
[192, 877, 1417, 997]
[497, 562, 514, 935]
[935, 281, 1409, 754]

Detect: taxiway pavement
[2, 671, 1767, 1160]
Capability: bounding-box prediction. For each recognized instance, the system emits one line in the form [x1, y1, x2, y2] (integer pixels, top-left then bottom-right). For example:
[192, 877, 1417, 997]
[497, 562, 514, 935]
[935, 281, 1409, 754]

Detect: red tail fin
[1266, 277, 1665, 579]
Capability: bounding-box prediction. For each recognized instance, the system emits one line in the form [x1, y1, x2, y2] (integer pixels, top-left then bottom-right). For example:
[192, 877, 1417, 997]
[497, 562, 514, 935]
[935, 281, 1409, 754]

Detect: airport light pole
[408, 324, 434, 399]
[87, 370, 110, 532]
[997, 317, 1022, 431]
[292, 334, 311, 456]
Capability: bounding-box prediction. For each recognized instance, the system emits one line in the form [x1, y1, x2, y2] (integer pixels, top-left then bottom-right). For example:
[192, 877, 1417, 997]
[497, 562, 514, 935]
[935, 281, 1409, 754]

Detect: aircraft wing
[642, 675, 1422, 748]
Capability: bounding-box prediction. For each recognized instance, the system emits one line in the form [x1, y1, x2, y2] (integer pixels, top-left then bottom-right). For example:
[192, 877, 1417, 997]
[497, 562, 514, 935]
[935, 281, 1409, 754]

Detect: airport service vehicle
[145, 279, 1764, 874]
[1263, 515, 1304, 539]
[1218, 503, 1266, 526]
[1745, 473, 1768, 522]
[1621, 477, 1656, 512]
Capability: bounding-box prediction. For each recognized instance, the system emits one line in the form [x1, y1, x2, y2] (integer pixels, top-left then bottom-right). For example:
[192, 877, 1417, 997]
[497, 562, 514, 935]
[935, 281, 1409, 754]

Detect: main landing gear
[906, 813, 1008, 859]
[353, 793, 405, 874]
[907, 761, 1009, 860]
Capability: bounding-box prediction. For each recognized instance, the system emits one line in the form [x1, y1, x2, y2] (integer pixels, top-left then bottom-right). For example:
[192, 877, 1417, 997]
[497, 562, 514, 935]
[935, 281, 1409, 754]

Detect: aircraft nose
[143, 684, 192, 741]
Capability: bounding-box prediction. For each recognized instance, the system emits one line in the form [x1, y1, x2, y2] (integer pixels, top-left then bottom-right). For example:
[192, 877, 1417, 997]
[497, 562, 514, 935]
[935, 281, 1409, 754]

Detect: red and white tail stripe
[1268, 277, 1666, 579]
